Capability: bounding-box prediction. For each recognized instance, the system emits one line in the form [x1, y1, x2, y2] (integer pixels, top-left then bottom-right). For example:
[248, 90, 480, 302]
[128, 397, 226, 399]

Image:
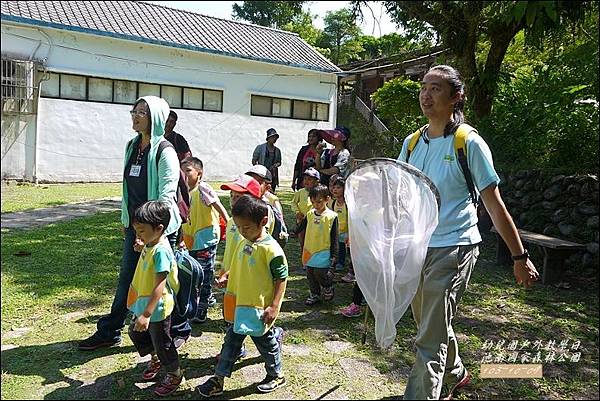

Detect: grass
[1, 182, 122, 213]
[1, 186, 599, 399]
[0, 181, 230, 213]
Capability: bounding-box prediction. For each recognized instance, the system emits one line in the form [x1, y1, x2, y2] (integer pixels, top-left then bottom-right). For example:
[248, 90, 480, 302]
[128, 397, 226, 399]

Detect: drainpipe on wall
[29, 28, 53, 184]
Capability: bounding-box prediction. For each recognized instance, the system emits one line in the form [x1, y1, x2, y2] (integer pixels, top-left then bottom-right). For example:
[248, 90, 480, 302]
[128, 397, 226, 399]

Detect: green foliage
[477, 11, 599, 173]
[357, 32, 423, 60]
[280, 11, 331, 58]
[371, 76, 425, 136]
[360, 1, 597, 118]
[319, 8, 364, 65]
[232, 1, 306, 28]
[281, 11, 321, 46]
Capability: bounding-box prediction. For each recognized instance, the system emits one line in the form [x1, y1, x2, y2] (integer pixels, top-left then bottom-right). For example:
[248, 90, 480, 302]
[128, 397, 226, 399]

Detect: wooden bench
[490, 227, 586, 285]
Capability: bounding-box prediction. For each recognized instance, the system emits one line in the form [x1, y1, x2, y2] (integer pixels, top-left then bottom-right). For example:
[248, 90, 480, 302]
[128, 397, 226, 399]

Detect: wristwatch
[511, 250, 530, 261]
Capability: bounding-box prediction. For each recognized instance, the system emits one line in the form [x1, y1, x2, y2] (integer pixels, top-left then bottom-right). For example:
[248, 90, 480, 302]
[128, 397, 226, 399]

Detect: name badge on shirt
[243, 243, 254, 256]
[129, 164, 142, 177]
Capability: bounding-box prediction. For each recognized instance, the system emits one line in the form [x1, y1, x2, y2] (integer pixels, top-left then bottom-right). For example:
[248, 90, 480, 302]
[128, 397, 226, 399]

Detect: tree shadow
[1, 341, 135, 395]
[1, 340, 271, 399]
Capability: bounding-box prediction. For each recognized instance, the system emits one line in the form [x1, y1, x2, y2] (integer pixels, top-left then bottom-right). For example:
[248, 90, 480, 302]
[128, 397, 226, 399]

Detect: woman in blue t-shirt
[399, 65, 540, 400]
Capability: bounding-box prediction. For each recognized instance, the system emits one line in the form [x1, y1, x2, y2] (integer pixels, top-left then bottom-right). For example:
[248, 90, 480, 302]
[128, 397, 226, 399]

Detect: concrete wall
[1, 114, 36, 181]
[1, 22, 338, 182]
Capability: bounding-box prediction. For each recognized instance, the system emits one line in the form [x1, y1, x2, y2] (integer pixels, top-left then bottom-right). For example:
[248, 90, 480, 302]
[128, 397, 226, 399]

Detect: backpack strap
[405, 125, 428, 162]
[454, 124, 478, 205]
[156, 140, 173, 168]
[156, 140, 191, 220]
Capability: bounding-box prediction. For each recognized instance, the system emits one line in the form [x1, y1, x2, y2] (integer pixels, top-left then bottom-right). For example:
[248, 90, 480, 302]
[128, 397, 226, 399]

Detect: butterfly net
[346, 158, 440, 348]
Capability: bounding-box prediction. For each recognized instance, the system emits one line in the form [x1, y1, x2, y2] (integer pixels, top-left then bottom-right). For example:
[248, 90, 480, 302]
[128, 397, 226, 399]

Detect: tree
[232, 1, 307, 28]
[357, 32, 422, 60]
[281, 11, 331, 59]
[320, 9, 364, 65]
[351, 1, 595, 119]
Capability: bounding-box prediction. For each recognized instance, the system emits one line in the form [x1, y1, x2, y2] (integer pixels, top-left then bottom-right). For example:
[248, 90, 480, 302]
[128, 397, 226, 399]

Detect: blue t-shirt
[398, 129, 500, 247]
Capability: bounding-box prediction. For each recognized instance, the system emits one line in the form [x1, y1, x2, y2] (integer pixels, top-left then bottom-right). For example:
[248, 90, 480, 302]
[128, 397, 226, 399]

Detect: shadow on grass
[0, 341, 136, 398]
[2, 212, 123, 302]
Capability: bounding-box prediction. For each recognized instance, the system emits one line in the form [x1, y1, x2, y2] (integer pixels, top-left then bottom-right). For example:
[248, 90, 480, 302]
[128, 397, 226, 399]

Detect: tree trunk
[469, 20, 523, 119]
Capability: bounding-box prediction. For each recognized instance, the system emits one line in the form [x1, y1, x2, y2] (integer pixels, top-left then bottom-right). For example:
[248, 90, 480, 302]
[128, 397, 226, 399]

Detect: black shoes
[78, 333, 121, 350]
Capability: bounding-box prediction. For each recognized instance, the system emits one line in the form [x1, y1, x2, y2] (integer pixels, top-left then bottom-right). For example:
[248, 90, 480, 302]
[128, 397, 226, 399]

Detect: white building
[1, 1, 339, 182]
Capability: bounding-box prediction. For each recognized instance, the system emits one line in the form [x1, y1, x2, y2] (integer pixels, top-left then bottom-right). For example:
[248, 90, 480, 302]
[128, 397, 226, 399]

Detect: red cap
[316, 127, 349, 144]
[220, 174, 261, 199]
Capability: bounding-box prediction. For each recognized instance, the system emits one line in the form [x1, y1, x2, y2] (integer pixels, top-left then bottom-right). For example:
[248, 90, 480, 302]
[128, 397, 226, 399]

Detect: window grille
[1, 56, 39, 115]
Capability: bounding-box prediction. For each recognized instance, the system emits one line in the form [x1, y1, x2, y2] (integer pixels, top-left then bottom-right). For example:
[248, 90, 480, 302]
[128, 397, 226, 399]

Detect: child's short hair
[181, 156, 203, 171]
[309, 184, 330, 200]
[232, 194, 268, 225]
[133, 201, 171, 232]
[332, 177, 346, 188]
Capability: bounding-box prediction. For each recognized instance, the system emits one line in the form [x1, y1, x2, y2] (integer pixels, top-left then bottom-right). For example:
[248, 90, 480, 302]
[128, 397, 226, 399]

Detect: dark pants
[352, 282, 364, 305]
[96, 227, 190, 342]
[215, 325, 281, 378]
[129, 315, 179, 372]
[191, 245, 217, 312]
[306, 267, 333, 295]
[336, 242, 347, 270]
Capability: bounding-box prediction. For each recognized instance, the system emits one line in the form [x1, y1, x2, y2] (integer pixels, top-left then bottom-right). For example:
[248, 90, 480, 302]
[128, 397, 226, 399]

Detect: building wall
[1, 23, 338, 182]
[1, 114, 36, 181]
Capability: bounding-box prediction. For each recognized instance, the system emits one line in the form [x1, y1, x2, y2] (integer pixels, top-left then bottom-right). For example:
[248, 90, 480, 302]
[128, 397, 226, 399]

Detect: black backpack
[168, 249, 203, 319]
[157, 140, 191, 223]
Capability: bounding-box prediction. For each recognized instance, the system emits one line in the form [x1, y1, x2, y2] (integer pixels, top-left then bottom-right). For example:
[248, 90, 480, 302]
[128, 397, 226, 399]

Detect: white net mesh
[346, 158, 440, 348]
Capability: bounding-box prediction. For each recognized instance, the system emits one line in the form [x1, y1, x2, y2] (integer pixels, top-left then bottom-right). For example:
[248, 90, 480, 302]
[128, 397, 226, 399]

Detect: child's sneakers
[142, 358, 161, 381]
[341, 272, 355, 283]
[340, 303, 362, 318]
[305, 293, 320, 305]
[154, 371, 184, 397]
[197, 375, 224, 398]
[207, 295, 217, 307]
[256, 375, 286, 393]
[322, 287, 334, 301]
[191, 308, 207, 323]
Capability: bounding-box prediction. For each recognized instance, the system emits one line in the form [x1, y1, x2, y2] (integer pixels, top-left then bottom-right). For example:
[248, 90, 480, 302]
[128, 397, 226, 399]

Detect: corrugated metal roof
[1, 0, 340, 73]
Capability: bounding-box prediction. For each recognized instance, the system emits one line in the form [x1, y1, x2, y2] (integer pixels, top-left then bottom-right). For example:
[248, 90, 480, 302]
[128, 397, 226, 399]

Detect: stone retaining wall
[498, 170, 599, 268]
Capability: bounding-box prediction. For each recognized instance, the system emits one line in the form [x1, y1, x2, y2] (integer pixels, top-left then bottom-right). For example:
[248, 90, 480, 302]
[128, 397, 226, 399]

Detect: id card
[129, 164, 142, 177]
[243, 243, 254, 256]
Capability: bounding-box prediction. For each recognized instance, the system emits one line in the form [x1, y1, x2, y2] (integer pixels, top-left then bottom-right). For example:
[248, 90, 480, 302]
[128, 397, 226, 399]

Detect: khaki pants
[404, 245, 479, 400]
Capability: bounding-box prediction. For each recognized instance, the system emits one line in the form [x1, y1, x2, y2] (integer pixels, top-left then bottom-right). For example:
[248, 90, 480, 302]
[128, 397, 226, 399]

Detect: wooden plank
[490, 227, 585, 250]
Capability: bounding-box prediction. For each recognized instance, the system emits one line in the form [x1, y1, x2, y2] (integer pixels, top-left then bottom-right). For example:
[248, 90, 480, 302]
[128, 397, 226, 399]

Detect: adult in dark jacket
[252, 128, 282, 192]
[292, 129, 321, 191]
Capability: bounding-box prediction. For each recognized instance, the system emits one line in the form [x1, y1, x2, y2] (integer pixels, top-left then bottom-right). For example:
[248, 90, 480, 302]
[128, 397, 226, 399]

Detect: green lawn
[1, 187, 598, 399]
[1, 182, 122, 213]
[0, 181, 230, 213]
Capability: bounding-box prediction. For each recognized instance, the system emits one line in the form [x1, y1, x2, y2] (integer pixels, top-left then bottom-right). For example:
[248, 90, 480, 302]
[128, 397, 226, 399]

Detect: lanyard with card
[129, 164, 142, 177]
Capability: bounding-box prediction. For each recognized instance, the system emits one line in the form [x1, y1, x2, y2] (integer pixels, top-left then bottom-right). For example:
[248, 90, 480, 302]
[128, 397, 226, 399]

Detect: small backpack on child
[171, 249, 204, 319]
